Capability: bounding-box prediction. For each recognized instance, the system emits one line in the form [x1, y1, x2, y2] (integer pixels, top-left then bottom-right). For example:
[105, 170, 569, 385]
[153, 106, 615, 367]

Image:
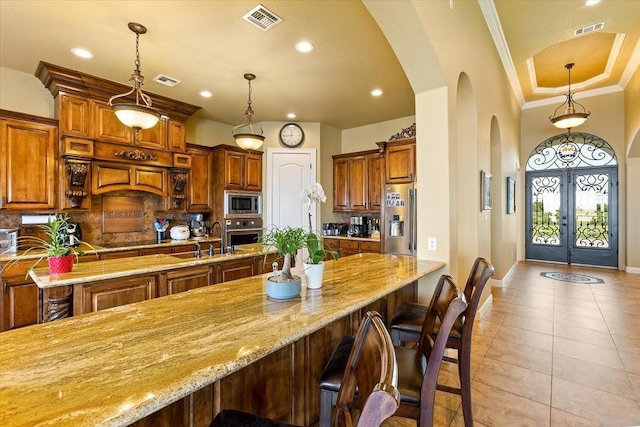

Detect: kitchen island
[0, 253, 444, 426]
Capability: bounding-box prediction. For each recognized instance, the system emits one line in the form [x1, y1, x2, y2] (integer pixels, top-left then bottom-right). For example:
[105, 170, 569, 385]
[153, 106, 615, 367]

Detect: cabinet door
[137, 118, 167, 150]
[386, 144, 415, 183]
[163, 266, 211, 295]
[244, 154, 262, 191]
[367, 154, 383, 212]
[187, 147, 213, 212]
[167, 120, 186, 152]
[333, 158, 349, 211]
[0, 118, 57, 210]
[59, 93, 91, 137]
[348, 156, 368, 211]
[360, 241, 381, 253]
[1, 277, 39, 331]
[92, 100, 133, 144]
[215, 257, 255, 283]
[340, 239, 360, 257]
[75, 275, 156, 315]
[224, 151, 245, 190]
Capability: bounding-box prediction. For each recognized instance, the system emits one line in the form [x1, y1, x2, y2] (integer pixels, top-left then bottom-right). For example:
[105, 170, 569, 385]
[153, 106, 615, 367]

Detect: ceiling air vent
[242, 4, 282, 31]
[574, 22, 604, 36]
[153, 74, 181, 87]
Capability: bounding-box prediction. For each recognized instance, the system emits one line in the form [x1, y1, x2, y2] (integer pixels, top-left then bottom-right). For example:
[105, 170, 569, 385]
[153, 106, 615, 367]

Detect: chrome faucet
[211, 221, 224, 254]
[194, 242, 201, 258]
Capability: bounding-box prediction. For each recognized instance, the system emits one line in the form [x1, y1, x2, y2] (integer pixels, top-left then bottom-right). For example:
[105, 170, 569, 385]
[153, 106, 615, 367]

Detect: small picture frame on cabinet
[506, 176, 516, 214]
[481, 170, 492, 211]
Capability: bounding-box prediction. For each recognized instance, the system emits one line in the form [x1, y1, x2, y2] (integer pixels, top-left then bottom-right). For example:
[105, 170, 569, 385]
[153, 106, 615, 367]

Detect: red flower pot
[48, 255, 74, 275]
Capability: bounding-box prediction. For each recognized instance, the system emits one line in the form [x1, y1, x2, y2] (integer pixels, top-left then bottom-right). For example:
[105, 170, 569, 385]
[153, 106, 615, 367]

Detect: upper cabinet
[213, 145, 263, 192]
[377, 135, 416, 184]
[332, 149, 381, 213]
[186, 144, 213, 213]
[0, 111, 58, 210]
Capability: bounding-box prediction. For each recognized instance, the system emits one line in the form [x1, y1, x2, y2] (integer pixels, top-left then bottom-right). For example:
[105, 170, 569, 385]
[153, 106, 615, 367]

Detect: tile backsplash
[0, 191, 191, 246]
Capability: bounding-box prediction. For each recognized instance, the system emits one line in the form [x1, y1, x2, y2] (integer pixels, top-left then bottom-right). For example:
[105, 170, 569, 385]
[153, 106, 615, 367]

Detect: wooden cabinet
[92, 100, 133, 144]
[385, 140, 415, 184]
[1, 275, 39, 331]
[74, 275, 156, 315]
[323, 238, 380, 258]
[137, 119, 167, 150]
[58, 93, 90, 137]
[100, 250, 140, 260]
[214, 257, 255, 283]
[186, 144, 213, 212]
[167, 120, 186, 152]
[0, 111, 58, 210]
[213, 145, 263, 192]
[332, 149, 380, 213]
[92, 161, 167, 196]
[161, 266, 212, 296]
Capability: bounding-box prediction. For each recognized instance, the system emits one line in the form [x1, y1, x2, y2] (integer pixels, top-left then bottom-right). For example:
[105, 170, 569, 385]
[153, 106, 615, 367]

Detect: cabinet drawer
[141, 247, 173, 255]
[101, 250, 140, 260]
[360, 241, 381, 253]
[340, 240, 359, 250]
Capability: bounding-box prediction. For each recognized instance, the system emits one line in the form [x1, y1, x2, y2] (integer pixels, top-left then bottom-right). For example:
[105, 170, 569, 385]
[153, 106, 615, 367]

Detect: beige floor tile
[480, 309, 506, 324]
[502, 312, 554, 334]
[450, 412, 489, 427]
[473, 318, 501, 338]
[619, 350, 640, 375]
[469, 381, 551, 426]
[511, 296, 555, 311]
[507, 303, 554, 321]
[601, 311, 640, 327]
[554, 311, 609, 333]
[489, 300, 511, 313]
[552, 353, 636, 399]
[434, 389, 461, 413]
[494, 324, 553, 351]
[485, 337, 552, 375]
[612, 333, 640, 354]
[553, 321, 616, 349]
[553, 297, 599, 310]
[514, 289, 556, 302]
[551, 377, 640, 426]
[553, 336, 625, 370]
[550, 408, 604, 427]
[552, 304, 605, 321]
[605, 319, 640, 339]
[628, 372, 640, 400]
[473, 357, 551, 405]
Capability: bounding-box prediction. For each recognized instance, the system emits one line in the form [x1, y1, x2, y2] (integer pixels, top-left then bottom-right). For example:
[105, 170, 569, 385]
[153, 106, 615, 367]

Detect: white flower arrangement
[303, 182, 327, 211]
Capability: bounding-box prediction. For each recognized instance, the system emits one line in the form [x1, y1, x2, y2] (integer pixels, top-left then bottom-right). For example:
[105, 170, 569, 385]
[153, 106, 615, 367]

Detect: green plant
[2, 213, 95, 276]
[260, 226, 338, 281]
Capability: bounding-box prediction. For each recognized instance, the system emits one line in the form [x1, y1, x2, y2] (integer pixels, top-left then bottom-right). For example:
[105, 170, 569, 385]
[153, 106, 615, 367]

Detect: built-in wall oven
[225, 218, 263, 247]
[224, 191, 262, 218]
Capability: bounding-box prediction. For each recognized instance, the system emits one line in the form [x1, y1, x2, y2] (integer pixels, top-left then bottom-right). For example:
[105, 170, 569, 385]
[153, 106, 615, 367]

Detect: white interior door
[266, 148, 316, 229]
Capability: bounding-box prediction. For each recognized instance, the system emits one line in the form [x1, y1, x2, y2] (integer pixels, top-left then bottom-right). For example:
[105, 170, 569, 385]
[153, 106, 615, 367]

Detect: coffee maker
[190, 213, 206, 238]
[348, 216, 369, 237]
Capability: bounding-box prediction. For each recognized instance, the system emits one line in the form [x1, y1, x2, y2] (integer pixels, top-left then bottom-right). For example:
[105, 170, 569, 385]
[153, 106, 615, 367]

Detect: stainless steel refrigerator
[383, 183, 417, 256]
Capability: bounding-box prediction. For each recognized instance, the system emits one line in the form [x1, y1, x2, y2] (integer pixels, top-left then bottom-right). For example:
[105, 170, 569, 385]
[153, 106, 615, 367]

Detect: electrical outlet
[428, 237, 437, 251]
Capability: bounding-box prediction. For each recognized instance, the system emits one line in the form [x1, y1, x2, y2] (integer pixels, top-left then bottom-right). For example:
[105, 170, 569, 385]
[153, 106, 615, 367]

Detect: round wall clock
[279, 123, 305, 148]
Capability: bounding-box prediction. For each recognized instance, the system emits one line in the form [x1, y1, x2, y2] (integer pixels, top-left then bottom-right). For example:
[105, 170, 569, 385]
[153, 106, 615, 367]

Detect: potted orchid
[303, 183, 338, 288]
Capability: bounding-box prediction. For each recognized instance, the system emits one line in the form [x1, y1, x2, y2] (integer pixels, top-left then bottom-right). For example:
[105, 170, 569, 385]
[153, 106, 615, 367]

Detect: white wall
[0, 67, 54, 117]
[341, 116, 415, 153]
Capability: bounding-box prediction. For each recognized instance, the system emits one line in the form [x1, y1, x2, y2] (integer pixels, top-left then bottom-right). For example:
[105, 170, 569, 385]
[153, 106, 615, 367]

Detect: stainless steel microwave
[224, 190, 262, 217]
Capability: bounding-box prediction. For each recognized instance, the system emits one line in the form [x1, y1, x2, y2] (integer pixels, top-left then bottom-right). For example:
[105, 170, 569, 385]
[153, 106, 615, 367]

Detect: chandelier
[108, 22, 160, 131]
[549, 63, 590, 130]
[233, 73, 265, 150]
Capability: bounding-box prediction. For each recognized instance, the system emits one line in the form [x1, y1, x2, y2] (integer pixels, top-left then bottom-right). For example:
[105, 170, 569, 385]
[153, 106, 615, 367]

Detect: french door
[525, 167, 617, 267]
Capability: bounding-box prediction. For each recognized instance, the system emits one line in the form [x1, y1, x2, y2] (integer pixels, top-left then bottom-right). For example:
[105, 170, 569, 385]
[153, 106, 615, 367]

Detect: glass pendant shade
[549, 63, 590, 130]
[113, 103, 160, 130]
[233, 73, 264, 150]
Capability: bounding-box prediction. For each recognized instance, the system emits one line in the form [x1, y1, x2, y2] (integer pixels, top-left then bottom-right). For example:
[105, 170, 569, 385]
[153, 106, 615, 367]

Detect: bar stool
[211, 311, 400, 427]
[319, 275, 468, 427]
[389, 257, 494, 427]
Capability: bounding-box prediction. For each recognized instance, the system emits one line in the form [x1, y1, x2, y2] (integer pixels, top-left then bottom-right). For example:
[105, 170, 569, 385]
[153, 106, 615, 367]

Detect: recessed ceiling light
[199, 90, 213, 98]
[585, 0, 600, 5]
[370, 89, 383, 97]
[295, 41, 314, 53]
[71, 48, 93, 59]
[287, 113, 296, 119]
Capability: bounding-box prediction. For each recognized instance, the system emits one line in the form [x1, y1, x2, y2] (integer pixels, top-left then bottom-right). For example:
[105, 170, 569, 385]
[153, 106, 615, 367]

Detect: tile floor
[387, 261, 640, 427]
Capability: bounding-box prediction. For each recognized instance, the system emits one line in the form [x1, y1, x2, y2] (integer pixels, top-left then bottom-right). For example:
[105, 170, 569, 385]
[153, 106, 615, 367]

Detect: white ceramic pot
[170, 225, 190, 240]
[304, 262, 325, 289]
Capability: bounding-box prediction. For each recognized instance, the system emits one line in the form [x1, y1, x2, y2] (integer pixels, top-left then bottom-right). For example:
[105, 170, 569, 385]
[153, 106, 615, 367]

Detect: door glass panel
[574, 173, 609, 248]
[530, 176, 561, 246]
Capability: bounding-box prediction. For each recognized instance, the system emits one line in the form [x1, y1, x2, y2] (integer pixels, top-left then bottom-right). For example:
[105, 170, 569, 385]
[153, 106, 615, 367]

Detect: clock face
[279, 123, 305, 148]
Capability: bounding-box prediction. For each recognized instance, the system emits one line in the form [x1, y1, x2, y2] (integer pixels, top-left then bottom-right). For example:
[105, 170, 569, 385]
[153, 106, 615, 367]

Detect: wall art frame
[506, 176, 516, 214]
[481, 170, 492, 211]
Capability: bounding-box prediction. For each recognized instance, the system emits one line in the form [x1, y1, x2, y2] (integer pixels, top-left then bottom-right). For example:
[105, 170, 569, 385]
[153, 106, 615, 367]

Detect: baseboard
[490, 260, 518, 287]
[626, 266, 640, 274]
[478, 294, 493, 319]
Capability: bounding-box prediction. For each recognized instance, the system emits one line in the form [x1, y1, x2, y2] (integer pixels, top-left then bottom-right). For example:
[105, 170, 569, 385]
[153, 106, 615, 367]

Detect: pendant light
[233, 73, 265, 150]
[549, 63, 590, 130]
[108, 22, 160, 130]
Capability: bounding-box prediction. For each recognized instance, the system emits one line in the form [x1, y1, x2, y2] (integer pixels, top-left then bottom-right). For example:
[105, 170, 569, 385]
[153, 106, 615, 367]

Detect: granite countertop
[29, 243, 266, 288]
[0, 253, 445, 426]
[0, 237, 223, 263]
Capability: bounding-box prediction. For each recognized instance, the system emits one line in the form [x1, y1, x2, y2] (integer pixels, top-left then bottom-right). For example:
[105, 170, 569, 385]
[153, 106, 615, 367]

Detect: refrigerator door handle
[408, 188, 415, 253]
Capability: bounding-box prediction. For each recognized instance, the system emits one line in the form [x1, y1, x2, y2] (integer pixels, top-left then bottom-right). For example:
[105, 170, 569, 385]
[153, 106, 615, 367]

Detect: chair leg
[390, 328, 403, 346]
[319, 389, 334, 427]
[458, 345, 474, 427]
